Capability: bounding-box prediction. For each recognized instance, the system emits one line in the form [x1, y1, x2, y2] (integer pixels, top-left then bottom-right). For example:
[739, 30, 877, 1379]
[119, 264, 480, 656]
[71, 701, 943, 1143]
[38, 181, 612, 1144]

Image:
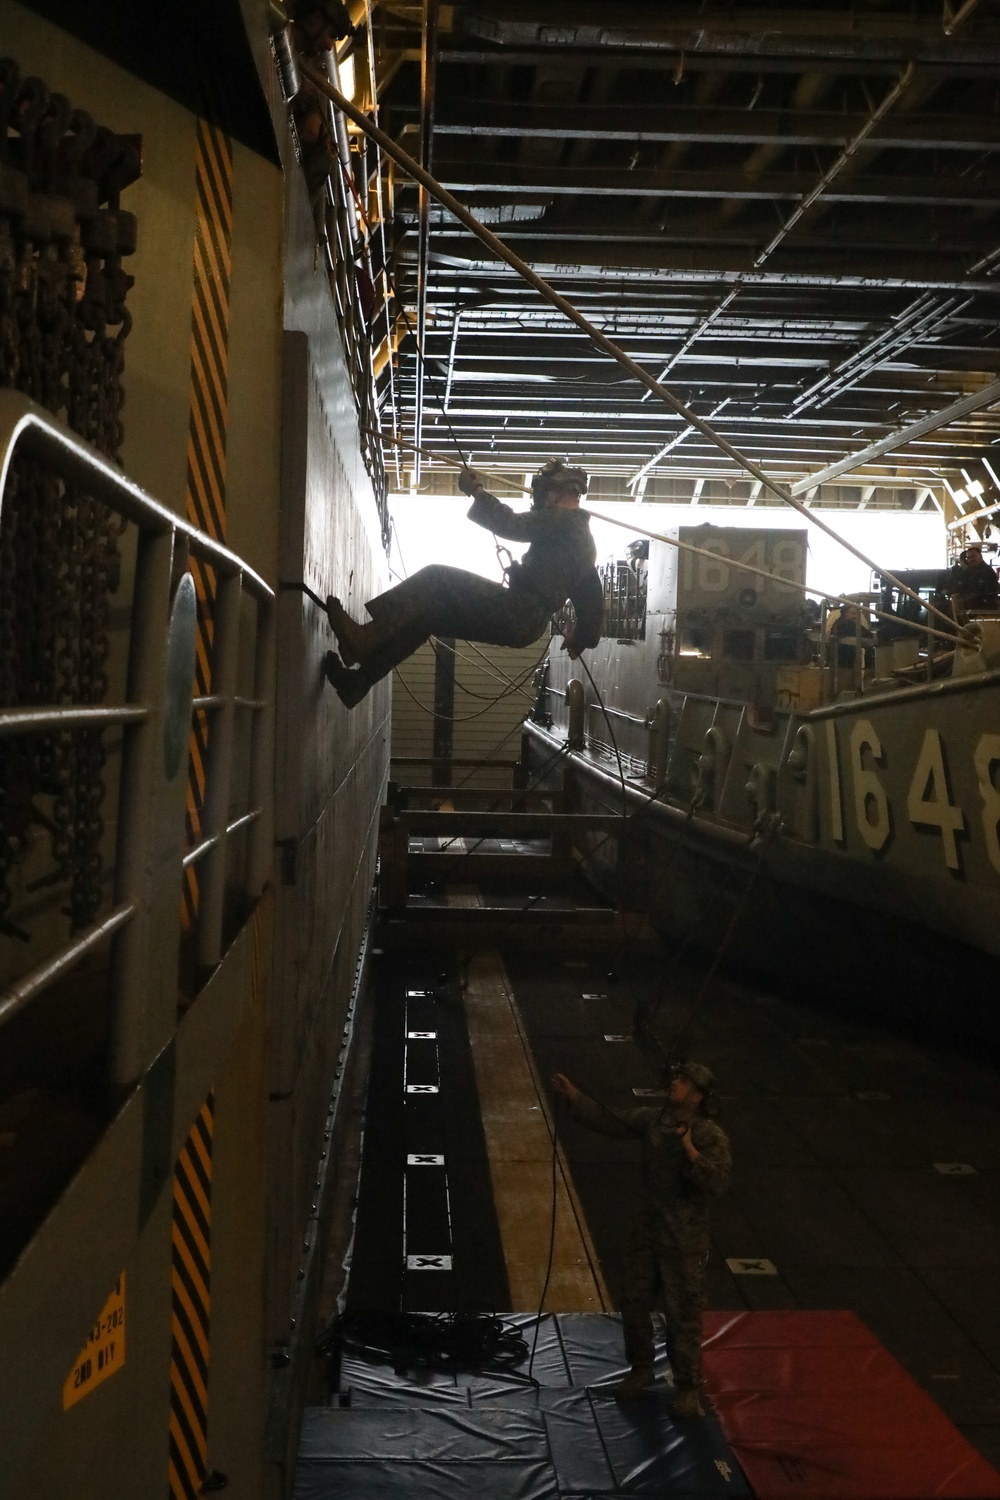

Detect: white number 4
[907, 730, 964, 871]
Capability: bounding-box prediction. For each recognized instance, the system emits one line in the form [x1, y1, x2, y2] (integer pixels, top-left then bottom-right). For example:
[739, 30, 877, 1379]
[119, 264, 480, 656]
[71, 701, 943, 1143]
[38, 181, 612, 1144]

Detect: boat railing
[0, 391, 276, 1089]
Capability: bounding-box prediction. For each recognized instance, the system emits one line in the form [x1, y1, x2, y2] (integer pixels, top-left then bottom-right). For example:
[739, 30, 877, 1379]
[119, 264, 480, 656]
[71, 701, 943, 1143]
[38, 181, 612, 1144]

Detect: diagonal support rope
[279, 23, 962, 641]
[364, 428, 965, 647]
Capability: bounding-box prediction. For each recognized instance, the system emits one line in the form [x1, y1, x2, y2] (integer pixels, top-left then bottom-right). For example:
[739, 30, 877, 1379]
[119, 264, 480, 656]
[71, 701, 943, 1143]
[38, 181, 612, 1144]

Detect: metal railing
[600, 558, 648, 641]
[0, 391, 275, 1087]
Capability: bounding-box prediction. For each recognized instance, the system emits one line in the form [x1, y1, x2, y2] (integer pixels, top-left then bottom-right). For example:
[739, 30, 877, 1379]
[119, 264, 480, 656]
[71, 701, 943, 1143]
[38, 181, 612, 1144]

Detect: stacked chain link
[0, 57, 140, 940]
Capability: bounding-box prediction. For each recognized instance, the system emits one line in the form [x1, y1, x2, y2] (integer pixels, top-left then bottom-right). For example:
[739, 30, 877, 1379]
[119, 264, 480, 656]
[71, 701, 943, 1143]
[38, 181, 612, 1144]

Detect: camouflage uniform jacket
[568, 1093, 732, 1253]
[467, 490, 605, 647]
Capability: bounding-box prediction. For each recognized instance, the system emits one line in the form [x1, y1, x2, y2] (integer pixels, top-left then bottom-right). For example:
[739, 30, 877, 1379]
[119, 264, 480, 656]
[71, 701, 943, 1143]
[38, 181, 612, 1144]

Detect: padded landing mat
[702, 1311, 1000, 1499]
[295, 1314, 748, 1498]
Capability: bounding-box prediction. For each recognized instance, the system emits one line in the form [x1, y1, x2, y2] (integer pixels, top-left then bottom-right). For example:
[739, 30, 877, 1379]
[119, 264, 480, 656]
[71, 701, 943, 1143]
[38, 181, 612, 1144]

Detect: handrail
[0, 391, 273, 603]
[809, 664, 1000, 718]
[0, 904, 136, 1030]
[0, 390, 276, 1080]
[192, 694, 266, 712]
[0, 705, 148, 738]
[182, 807, 263, 870]
[586, 700, 649, 729]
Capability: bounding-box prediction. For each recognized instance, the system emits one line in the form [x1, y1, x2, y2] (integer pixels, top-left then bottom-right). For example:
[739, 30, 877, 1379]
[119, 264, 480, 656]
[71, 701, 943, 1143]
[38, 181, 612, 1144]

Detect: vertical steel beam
[246, 594, 276, 903]
[414, 0, 439, 483]
[196, 573, 242, 971]
[109, 529, 174, 1088]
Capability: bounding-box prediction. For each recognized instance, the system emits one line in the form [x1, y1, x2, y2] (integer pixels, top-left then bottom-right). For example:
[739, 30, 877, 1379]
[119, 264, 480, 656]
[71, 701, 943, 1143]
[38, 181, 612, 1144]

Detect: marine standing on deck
[324, 460, 605, 708]
[552, 1061, 731, 1417]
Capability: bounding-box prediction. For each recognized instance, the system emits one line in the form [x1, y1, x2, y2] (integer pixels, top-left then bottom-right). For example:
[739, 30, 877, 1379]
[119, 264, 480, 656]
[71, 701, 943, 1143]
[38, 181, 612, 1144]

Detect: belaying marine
[324, 460, 605, 708]
[551, 1060, 731, 1417]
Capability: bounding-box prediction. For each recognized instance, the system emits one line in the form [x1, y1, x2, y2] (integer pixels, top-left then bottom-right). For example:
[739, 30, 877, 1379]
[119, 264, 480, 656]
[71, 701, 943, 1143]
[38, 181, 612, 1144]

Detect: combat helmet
[667, 1059, 719, 1116]
[531, 459, 589, 506]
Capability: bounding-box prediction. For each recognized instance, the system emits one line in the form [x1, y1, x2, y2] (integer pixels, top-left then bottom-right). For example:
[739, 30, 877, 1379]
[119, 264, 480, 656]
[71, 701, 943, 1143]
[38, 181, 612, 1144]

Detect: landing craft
[536, 524, 1000, 1043]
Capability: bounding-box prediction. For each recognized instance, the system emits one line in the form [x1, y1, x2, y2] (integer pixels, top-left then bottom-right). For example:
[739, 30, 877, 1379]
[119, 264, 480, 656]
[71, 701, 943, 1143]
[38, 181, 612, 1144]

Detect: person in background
[828, 601, 874, 670]
[945, 544, 999, 616]
[324, 459, 604, 708]
[551, 1061, 731, 1417]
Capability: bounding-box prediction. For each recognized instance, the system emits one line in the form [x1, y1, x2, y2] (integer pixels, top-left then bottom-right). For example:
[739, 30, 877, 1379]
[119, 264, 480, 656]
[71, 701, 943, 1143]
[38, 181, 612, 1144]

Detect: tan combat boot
[613, 1365, 655, 1400]
[671, 1385, 705, 1419]
[326, 596, 374, 668]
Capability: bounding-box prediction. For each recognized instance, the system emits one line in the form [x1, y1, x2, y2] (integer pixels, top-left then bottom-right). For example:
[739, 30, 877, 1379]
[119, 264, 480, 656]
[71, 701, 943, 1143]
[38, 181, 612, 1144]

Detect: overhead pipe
[790, 376, 1000, 494]
[754, 62, 915, 267]
[450, 20, 999, 68]
[279, 16, 961, 637]
[414, 0, 440, 484]
[791, 293, 965, 414]
[640, 61, 914, 401]
[944, 0, 986, 36]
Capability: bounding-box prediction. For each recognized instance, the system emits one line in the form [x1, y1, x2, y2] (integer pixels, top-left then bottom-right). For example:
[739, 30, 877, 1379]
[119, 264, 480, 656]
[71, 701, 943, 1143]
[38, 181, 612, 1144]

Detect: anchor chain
[0, 57, 140, 938]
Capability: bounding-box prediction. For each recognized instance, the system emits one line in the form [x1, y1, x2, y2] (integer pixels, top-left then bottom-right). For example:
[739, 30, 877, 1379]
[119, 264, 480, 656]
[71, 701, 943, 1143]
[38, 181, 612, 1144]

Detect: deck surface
[311, 867, 1000, 1493]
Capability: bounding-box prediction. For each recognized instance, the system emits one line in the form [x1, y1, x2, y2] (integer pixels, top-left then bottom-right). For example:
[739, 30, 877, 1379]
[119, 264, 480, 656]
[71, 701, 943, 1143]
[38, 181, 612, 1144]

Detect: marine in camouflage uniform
[324, 460, 604, 708]
[558, 1060, 731, 1412]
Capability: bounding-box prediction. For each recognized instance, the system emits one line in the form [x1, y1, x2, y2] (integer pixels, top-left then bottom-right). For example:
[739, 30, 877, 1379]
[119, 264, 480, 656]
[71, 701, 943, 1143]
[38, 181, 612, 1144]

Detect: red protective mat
[702, 1311, 1000, 1500]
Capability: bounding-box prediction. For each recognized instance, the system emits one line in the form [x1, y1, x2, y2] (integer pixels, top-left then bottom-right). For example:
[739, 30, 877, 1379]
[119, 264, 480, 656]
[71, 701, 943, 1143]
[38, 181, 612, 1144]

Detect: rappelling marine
[324, 460, 605, 708]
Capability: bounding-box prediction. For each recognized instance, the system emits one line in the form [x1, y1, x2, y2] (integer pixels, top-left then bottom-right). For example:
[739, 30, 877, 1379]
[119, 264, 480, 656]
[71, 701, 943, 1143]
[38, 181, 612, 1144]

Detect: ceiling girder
[428, 101, 1000, 153]
[453, 8, 1000, 66]
[372, 0, 1000, 490]
[426, 164, 1000, 209]
[413, 239, 1000, 284]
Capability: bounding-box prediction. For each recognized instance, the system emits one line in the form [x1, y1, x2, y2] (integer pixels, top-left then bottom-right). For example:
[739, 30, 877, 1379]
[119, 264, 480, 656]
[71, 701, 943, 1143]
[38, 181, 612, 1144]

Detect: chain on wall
[0, 58, 140, 941]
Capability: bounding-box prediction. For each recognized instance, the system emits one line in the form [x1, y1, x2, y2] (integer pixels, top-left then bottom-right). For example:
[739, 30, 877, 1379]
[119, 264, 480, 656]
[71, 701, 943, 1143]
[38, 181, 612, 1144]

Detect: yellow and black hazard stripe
[168, 1091, 215, 1500]
[183, 119, 233, 928]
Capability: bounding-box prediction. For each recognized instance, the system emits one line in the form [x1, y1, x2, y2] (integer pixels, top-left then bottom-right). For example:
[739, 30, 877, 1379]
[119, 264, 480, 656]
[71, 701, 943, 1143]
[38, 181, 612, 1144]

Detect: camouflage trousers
[358, 565, 551, 687]
[620, 1213, 709, 1388]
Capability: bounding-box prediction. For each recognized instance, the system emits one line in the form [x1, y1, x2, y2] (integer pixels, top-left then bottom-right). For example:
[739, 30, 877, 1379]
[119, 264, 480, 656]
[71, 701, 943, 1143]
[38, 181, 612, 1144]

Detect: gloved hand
[458, 466, 484, 497]
[560, 631, 582, 660]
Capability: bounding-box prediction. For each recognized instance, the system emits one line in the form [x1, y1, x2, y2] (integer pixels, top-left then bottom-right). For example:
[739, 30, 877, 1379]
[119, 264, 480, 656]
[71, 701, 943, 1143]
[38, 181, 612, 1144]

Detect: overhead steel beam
[455, 9, 1000, 66]
[629, 398, 731, 488]
[421, 237, 994, 284]
[430, 101, 1000, 153]
[419, 246, 1000, 291]
[947, 495, 1000, 527]
[754, 61, 916, 267]
[428, 162, 1000, 207]
[788, 378, 1000, 492]
[638, 63, 913, 406]
[437, 47, 999, 79]
[791, 294, 967, 412]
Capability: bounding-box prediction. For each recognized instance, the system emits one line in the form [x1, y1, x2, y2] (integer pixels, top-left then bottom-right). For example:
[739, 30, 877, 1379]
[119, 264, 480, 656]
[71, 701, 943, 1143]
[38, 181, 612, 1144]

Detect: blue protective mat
[293, 1314, 749, 1498]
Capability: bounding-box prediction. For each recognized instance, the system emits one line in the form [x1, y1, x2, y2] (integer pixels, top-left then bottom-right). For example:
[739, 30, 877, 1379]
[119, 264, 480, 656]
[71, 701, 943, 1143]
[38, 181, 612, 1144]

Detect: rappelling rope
[394, 647, 544, 723]
[279, 28, 964, 645]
